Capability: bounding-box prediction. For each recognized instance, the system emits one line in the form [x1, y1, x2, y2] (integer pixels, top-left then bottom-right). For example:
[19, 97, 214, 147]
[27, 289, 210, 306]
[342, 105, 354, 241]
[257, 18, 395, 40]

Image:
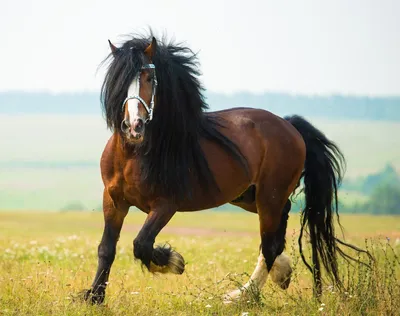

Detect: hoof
[222, 288, 244, 304]
[269, 253, 292, 290]
[166, 250, 185, 274]
[279, 275, 291, 290]
[80, 288, 105, 305]
[222, 283, 260, 304]
[150, 245, 185, 274]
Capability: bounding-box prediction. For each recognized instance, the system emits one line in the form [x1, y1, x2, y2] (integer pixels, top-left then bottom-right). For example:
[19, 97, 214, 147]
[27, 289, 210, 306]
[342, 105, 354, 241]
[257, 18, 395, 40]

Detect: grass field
[1, 114, 399, 177]
[1, 211, 399, 315]
[1, 114, 399, 210]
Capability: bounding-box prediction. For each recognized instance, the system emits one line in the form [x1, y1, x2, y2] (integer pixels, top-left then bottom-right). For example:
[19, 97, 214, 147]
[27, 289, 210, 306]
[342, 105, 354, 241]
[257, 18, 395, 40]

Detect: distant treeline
[340, 164, 400, 215]
[1, 91, 399, 121]
[0, 161, 98, 169]
[291, 164, 400, 215]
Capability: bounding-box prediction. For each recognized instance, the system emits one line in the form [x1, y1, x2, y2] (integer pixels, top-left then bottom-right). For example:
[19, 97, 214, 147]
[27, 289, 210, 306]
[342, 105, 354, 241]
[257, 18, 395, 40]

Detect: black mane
[100, 31, 248, 203]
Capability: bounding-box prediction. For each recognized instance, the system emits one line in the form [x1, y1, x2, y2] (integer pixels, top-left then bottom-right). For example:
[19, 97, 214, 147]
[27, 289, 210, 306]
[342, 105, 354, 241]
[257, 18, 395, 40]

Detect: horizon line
[0, 89, 400, 99]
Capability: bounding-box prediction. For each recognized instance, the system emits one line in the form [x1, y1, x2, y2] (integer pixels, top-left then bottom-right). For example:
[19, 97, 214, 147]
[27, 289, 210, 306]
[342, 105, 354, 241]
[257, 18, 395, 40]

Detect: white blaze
[126, 75, 140, 123]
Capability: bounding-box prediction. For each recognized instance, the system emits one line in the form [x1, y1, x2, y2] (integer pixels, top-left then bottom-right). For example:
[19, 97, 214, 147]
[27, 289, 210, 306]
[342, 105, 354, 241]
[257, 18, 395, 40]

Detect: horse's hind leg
[267, 200, 292, 289]
[255, 166, 299, 293]
[224, 200, 292, 302]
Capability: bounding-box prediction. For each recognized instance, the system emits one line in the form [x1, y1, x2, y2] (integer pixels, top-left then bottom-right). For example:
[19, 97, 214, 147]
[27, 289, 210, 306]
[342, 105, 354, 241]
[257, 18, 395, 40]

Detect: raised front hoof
[150, 244, 185, 274]
[80, 288, 105, 305]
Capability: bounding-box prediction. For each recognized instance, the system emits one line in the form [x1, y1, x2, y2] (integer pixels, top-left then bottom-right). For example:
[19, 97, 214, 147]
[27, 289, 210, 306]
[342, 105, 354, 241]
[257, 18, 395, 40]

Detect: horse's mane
[100, 31, 248, 203]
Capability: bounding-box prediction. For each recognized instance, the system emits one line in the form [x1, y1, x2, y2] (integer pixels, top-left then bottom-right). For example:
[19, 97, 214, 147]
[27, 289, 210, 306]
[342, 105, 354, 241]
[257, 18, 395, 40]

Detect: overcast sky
[0, 0, 399, 96]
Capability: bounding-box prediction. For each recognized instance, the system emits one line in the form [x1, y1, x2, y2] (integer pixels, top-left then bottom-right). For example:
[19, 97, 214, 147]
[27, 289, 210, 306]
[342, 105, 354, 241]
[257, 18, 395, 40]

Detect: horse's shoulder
[100, 134, 123, 186]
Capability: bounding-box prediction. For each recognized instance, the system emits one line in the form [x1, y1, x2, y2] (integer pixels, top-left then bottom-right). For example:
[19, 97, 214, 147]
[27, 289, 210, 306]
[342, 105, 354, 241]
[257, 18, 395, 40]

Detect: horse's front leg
[83, 189, 129, 304]
[133, 206, 185, 275]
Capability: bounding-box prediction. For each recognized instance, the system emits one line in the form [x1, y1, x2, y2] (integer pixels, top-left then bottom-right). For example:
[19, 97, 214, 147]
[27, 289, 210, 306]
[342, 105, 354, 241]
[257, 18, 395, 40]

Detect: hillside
[0, 91, 399, 211]
[1, 91, 399, 121]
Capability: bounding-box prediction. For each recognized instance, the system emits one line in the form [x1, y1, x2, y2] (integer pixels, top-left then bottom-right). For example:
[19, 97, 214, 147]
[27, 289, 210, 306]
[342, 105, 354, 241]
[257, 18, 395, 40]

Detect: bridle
[121, 63, 158, 124]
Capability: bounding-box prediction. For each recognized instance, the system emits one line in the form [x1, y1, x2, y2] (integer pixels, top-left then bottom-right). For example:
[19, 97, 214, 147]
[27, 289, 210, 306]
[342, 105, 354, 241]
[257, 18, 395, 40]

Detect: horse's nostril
[133, 118, 144, 133]
[121, 119, 130, 132]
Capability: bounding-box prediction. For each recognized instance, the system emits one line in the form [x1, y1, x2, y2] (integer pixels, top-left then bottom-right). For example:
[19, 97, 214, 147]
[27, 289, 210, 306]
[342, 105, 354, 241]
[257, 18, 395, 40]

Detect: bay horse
[83, 32, 366, 304]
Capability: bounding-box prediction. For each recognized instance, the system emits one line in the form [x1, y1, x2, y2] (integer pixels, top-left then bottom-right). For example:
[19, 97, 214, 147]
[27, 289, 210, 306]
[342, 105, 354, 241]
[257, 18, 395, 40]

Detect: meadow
[1, 114, 399, 211]
[1, 211, 399, 315]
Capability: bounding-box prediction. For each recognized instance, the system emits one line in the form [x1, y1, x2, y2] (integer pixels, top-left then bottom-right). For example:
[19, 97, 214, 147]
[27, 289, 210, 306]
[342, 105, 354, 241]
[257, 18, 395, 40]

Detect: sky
[0, 0, 399, 96]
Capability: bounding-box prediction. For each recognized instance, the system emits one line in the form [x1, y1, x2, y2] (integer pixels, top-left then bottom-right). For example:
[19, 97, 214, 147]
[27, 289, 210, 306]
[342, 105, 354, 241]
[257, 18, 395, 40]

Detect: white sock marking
[224, 251, 292, 302]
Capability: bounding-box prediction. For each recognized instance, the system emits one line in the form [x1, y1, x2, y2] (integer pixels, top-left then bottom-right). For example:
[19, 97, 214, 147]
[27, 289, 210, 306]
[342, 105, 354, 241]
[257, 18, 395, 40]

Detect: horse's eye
[147, 76, 153, 83]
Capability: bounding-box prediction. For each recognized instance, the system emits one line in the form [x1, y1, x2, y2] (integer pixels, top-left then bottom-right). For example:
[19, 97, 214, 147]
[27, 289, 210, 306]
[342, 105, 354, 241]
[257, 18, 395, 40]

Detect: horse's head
[102, 33, 207, 147]
[113, 38, 158, 143]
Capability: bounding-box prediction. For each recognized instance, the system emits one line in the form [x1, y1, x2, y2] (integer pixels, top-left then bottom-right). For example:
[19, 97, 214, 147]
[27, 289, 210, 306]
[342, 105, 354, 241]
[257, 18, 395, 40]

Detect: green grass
[1, 211, 399, 315]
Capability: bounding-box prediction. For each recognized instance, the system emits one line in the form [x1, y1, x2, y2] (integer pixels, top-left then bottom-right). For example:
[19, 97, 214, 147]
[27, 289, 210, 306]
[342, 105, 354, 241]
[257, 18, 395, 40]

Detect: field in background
[1, 114, 399, 211]
[0, 211, 399, 315]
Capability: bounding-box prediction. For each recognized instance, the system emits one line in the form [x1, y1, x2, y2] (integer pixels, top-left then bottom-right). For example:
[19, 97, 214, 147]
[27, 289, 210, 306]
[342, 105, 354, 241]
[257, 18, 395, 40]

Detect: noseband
[121, 63, 158, 123]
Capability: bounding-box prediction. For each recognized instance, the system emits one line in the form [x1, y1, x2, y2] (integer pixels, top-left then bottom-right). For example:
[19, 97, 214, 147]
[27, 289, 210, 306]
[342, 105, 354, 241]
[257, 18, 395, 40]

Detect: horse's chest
[121, 160, 149, 211]
[122, 160, 141, 185]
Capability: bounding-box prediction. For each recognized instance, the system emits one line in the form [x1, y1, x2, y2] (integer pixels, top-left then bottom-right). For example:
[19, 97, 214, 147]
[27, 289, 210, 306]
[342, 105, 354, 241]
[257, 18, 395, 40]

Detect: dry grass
[0, 211, 399, 315]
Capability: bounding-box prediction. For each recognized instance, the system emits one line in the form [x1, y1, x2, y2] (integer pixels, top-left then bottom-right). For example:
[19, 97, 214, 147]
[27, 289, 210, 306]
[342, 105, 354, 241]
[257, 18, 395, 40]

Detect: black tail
[285, 115, 348, 296]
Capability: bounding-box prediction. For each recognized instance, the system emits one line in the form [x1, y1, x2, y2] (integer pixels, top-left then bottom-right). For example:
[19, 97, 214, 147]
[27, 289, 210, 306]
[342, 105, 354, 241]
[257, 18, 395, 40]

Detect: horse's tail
[284, 115, 350, 295]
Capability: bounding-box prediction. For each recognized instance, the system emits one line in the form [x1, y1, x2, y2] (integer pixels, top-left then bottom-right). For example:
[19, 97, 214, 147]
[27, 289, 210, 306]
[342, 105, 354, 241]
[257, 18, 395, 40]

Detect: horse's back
[210, 107, 305, 154]
[204, 106, 306, 186]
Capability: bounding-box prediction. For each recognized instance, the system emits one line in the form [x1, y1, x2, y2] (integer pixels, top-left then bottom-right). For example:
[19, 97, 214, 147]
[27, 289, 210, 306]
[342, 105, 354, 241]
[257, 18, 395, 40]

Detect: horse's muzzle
[121, 118, 144, 141]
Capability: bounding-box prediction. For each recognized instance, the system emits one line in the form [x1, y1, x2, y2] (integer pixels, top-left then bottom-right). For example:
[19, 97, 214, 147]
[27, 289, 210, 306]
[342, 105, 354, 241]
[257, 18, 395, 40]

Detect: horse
[82, 32, 367, 304]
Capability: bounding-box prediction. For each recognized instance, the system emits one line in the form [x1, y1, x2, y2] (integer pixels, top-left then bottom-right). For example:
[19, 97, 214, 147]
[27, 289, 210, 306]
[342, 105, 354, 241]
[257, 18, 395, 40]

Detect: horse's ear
[144, 37, 157, 60]
[108, 39, 118, 55]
